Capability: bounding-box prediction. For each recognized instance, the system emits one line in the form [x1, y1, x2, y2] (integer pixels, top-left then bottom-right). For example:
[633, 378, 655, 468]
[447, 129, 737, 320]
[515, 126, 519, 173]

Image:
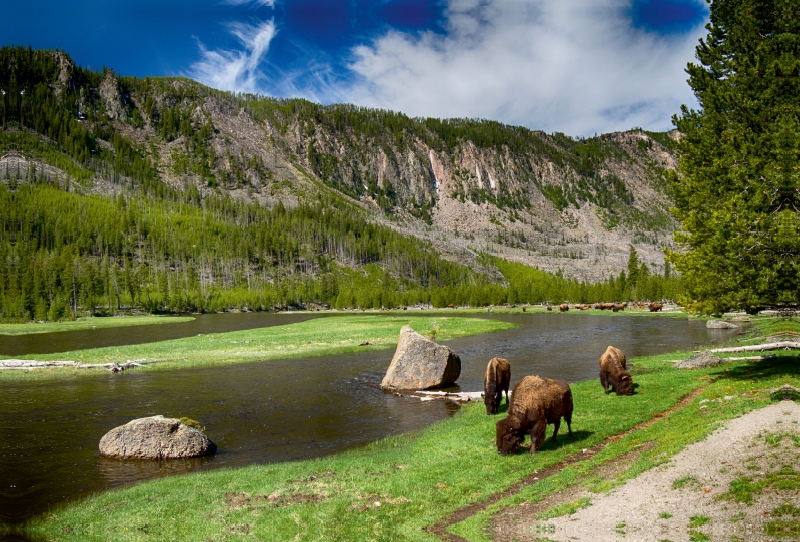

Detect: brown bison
[649, 302, 663, 312]
[546, 305, 552, 311]
[599, 345, 633, 396]
[612, 303, 626, 312]
[484, 357, 511, 415]
[496, 376, 574, 455]
[559, 303, 569, 312]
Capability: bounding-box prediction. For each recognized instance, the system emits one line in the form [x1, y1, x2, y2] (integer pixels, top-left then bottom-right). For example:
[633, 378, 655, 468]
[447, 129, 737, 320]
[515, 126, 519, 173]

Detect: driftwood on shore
[0, 359, 155, 371]
[705, 341, 800, 353]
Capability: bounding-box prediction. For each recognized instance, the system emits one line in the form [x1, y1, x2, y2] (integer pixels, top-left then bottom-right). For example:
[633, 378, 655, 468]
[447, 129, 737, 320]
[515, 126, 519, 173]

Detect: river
[0, 312, 738, 537]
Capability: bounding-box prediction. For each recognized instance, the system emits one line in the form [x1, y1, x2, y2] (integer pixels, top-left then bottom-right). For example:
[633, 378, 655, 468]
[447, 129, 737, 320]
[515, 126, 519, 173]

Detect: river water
[0, 312, 738, 536]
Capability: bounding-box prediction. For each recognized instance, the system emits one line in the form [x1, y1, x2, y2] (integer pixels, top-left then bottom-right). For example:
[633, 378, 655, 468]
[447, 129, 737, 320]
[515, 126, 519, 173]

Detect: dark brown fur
[649, 302, 663, 312]
[495, 376, 573, 455]
[558, 304, 569, 312]
[484, 357, 511, 415]
[599, 345, 632, 396]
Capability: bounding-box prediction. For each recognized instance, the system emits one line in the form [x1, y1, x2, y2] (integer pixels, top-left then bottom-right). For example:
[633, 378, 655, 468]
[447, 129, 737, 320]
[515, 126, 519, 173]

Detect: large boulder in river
[380, 326, 461, 390]
[707, 320, 739, 329]
[99, 416, 216, 459]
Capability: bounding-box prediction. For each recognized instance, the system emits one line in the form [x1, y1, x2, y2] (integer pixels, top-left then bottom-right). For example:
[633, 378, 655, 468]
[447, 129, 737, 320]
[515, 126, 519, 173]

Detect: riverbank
[23, 318, 796, 541]
[0, 315, 195, 335]
[0, 316, 514, 380]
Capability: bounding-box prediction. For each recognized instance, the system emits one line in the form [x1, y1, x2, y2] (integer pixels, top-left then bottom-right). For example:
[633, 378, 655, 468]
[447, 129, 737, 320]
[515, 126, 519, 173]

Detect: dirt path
[493, 400, 800, 542]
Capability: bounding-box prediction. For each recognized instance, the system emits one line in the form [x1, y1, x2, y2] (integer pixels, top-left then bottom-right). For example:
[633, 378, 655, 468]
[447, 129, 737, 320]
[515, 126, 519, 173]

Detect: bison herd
[549, 301, 663, 312]
[488, 345, 633, 455]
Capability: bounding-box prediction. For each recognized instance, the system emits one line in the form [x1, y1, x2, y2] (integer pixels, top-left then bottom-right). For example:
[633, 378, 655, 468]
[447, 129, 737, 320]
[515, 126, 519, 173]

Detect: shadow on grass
[711, 355, 800, 384]
[513, 429, 594, 455]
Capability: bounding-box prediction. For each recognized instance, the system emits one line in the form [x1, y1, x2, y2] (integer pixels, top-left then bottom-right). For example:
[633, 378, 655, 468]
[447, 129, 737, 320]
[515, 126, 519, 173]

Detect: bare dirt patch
[497, 400, 800, 541]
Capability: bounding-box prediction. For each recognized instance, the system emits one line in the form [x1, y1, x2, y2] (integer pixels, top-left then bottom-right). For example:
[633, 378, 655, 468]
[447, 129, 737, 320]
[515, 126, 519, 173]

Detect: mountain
[0, 47, 681, 319]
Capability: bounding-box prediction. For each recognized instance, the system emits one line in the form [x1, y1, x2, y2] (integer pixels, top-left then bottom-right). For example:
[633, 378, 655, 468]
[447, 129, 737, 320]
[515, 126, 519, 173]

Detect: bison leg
[493, 392, 502, 413]
[550, 418, 561, 442]
[564, 412, 573, 438]
[599, 370, 609, 394]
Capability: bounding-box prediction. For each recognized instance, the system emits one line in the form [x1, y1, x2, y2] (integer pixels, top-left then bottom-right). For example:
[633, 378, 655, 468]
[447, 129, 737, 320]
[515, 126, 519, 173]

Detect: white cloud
[340, 0, 706, 135]
[222, 0, 275, 7]
[189, 20, 277, 94]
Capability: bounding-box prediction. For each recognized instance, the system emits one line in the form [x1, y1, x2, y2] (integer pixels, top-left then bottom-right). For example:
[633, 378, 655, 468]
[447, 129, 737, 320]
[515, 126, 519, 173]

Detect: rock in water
[706, 320, 739, 329]
[380, 326, 461, 390]
[99, 415, 216, 459]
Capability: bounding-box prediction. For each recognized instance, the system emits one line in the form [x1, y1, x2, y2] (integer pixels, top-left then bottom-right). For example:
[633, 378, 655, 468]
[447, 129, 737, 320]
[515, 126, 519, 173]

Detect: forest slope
[0, 47, 681, 319]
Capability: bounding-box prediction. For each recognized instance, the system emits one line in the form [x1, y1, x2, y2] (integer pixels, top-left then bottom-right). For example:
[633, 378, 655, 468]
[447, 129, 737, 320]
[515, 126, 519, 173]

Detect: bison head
[496, 418, 524, 455]
[484, 385, 498, 414]
[616, 373, 633, 396]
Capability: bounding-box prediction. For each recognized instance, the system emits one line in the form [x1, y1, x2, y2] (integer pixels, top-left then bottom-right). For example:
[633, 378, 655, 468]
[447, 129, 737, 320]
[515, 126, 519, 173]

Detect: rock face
[99, 416, 216, 459]
[707, 320, 740, 329]
[676, 351, 724, 369]
[380, 326, 461, 390]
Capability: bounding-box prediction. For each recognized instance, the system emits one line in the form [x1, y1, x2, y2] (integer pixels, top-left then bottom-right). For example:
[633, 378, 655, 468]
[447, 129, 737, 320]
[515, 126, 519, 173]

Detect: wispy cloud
[190, 0, 707, 135]
[189, 20, 277, 93]
[342, 0, 708, 135]
[222, 0, 276, 7]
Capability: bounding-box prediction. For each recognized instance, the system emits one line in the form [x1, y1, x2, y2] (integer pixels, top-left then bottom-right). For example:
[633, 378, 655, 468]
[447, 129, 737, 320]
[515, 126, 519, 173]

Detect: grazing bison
[649, 302, 663, 312]
[612, 303, 626, 312]
[496, 376, 574, 455]
[546, 305, 553, 311]
[599, 345, 633, 396]
[484, 357, 511, 415]
[559, 304, 569, 312]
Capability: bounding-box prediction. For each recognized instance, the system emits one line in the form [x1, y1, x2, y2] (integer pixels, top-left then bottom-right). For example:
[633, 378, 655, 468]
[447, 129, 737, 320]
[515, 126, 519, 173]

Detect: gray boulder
[676, 351, 724, 369]
[380, 326, 461, 390]
[99, 415, 216, 459]
[707, 320, 739, 329]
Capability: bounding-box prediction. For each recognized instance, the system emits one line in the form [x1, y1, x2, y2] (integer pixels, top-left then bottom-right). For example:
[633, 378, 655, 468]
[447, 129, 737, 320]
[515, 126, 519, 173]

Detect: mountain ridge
[0, 47, 682, 319]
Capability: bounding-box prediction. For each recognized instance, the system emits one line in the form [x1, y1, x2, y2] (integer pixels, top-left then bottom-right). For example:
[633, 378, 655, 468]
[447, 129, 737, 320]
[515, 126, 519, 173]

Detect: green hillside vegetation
[0, 47, 681, 321]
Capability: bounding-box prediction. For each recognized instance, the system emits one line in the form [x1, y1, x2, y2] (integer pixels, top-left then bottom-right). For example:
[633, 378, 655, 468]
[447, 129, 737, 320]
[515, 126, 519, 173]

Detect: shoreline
[20, 317, 795, 541]
[0, 315, 515, 380]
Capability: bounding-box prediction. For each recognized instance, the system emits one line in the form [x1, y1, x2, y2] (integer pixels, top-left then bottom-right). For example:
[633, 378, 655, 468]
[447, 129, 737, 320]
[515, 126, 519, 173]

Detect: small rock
[706, 320, 739, 329]
[699, 399, 709, 404]
[700, 405, 708, 410]
[724, 395, 735, 401]
[676, 351, 724, 369]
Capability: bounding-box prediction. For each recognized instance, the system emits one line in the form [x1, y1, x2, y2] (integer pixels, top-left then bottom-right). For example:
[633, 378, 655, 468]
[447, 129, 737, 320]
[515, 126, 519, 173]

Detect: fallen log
[0, 358, 154, 371]
[705, 341, 800, 353]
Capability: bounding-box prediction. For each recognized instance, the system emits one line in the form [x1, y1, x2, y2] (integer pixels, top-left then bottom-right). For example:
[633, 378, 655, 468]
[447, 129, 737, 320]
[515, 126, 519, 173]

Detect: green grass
[19, 315, 800, 541]
[2, 316, 514, 380]
[0, 315, 195, 335]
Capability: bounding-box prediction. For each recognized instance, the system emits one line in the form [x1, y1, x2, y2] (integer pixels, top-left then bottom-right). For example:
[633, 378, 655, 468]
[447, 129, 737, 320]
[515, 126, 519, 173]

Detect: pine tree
[669, 0, 800, 314]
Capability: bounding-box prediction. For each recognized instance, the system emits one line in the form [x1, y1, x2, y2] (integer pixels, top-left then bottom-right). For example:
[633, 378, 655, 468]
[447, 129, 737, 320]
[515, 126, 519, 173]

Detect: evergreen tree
[669, 0, 800, 314]
[626, 245, 641, 292]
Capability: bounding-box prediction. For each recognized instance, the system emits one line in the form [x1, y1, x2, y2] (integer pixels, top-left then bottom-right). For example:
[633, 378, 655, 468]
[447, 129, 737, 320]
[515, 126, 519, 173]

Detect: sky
[1, 0, 709, 136]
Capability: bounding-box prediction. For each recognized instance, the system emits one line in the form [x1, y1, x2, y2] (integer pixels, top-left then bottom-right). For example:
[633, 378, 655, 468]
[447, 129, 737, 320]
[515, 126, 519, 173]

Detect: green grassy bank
[0, 315, 195, 335]
[1, 316, 513, 380]
[24, 317, 798, 541]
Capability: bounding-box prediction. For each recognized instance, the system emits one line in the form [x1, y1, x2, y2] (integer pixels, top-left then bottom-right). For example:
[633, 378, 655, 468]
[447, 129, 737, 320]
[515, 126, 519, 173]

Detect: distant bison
[496, 376, 574, 455]
[612, 303, 626, 312]
[599, 345, 633, 396]
[559, 304, 569, 312]
[649, 302, 663, 312]
[546, 305, 552, 311]
[484, 357, 511, 415]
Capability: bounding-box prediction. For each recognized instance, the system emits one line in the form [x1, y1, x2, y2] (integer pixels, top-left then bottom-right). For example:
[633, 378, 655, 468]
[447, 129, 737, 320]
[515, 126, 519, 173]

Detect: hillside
[0, 47, 681, 319]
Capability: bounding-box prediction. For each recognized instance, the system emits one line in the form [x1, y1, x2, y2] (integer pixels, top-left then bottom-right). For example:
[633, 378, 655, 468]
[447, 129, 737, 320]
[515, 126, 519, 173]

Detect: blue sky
[2, 0, 708, 135]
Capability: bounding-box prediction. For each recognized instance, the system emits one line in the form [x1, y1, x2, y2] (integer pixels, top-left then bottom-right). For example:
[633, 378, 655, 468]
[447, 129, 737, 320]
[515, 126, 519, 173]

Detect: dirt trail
[495, 400, 800, 541]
